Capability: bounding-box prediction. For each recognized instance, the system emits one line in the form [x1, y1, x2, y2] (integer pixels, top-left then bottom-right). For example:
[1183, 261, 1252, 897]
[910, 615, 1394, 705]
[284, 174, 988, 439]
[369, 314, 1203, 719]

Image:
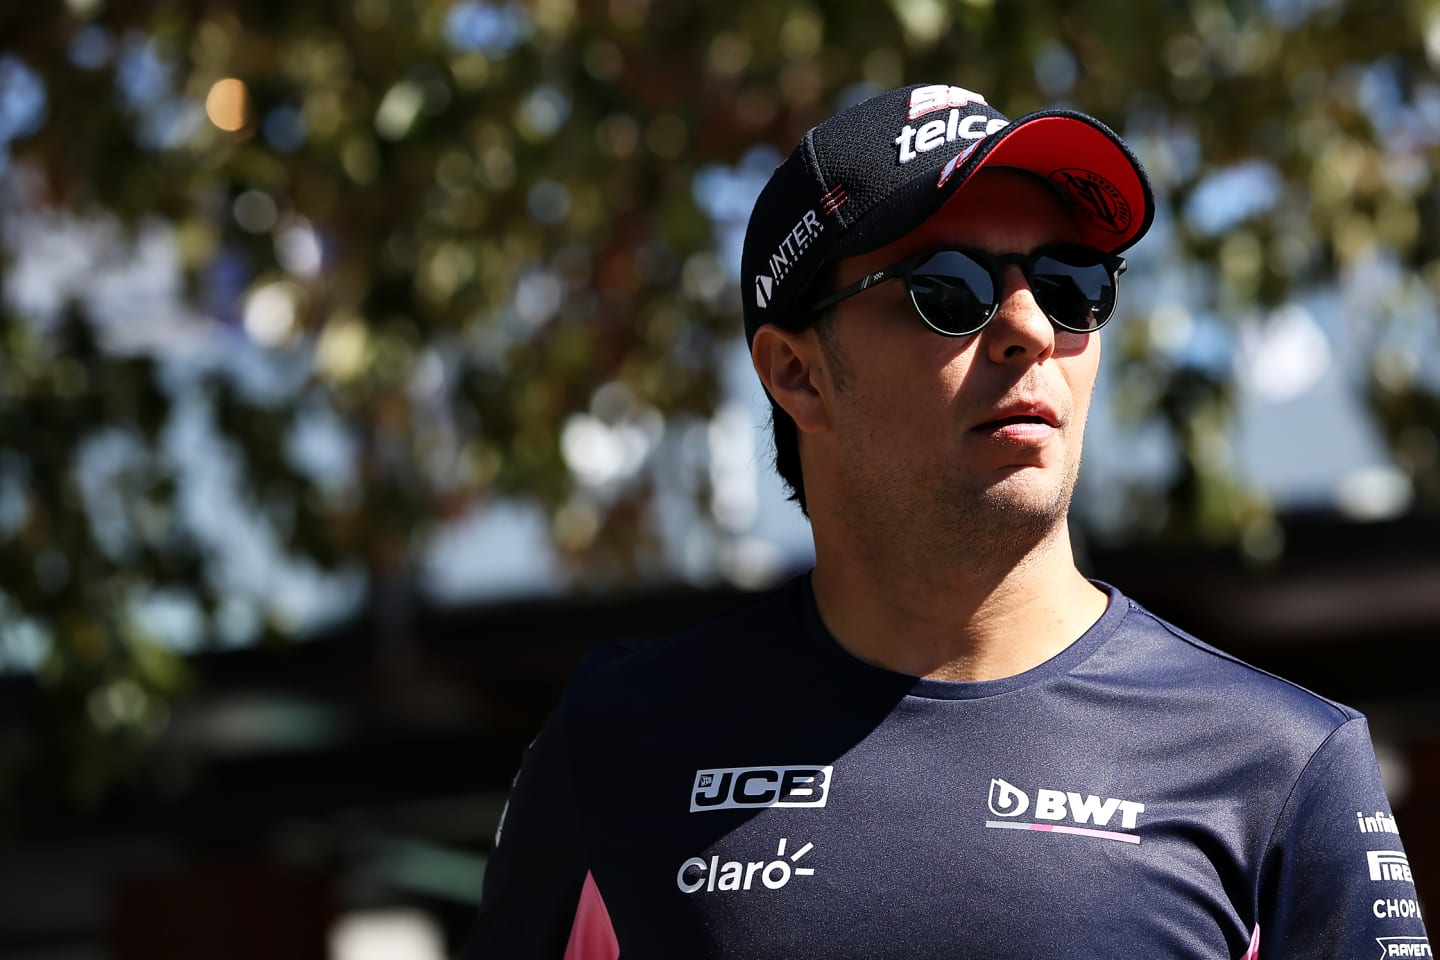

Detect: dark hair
[767, 261, 839, 518]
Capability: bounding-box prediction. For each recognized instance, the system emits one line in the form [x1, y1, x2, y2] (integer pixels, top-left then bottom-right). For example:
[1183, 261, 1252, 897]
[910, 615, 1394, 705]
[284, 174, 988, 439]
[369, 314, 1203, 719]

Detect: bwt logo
[988, 777, 1145, 830]
[691, 765, 833, 812]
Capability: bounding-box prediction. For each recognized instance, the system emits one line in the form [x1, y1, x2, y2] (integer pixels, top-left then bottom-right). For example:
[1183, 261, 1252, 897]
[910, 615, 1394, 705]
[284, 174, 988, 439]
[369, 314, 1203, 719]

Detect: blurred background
[1, 0, 1438, 956]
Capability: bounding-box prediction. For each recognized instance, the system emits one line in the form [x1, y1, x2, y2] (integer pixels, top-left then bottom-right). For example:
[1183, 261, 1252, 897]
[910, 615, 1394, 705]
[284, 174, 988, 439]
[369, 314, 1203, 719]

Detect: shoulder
[1102, 586, 1363, 742]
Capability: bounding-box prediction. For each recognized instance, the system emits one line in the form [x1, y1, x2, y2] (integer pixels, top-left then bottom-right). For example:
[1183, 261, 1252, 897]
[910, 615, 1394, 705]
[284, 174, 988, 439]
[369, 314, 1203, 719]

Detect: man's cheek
[1052, 329, 1095, 357]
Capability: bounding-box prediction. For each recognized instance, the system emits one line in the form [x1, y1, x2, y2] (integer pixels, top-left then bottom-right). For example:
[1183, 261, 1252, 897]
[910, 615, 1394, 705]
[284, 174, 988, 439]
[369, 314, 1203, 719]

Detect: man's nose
[984, 265, 1055, 364]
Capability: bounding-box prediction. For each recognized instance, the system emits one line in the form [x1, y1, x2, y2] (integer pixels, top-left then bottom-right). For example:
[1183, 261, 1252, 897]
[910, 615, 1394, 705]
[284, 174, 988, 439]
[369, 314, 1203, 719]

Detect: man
[464, 84, 1429, 958]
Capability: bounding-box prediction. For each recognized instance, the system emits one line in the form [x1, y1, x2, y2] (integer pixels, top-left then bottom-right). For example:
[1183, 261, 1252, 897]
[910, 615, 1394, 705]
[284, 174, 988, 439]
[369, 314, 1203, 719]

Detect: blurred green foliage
[2, 0, 1439, 807]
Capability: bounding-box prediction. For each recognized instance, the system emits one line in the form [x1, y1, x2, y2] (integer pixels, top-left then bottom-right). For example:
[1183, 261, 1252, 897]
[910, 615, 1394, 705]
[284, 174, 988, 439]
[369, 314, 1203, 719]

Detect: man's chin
[977, 464, 1071, 502]
[949, 469, 1077, 530]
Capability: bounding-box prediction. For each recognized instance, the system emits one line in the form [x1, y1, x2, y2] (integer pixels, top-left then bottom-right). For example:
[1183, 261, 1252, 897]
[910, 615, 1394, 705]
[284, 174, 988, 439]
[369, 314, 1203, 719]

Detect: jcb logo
[690, 766, 833, 812]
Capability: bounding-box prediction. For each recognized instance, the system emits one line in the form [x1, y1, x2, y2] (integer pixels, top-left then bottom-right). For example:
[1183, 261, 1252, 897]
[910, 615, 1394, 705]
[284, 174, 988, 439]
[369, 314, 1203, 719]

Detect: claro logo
[690, 765, 833, 812]
[676, 838, 815, 894]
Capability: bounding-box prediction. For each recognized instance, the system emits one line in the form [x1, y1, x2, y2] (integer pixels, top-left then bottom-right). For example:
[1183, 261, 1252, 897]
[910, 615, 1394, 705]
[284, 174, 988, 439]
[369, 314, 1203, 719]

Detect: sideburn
[814, 315, 852, 392]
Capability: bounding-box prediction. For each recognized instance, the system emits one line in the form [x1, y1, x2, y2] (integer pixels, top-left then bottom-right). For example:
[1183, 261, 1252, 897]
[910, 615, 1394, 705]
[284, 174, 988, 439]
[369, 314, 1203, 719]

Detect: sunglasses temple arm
[803, 266, 899, 317]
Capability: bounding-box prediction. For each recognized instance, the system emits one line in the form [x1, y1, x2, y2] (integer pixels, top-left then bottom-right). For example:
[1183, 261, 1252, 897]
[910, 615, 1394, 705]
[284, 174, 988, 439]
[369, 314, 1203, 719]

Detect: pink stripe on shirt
[1237, 924, 1260, 960]
[563, 871, 619, 960]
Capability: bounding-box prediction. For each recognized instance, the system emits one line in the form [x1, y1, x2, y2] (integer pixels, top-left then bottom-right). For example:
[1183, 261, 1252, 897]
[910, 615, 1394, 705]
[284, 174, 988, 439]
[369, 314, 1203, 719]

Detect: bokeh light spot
[263, 105, 307, 151]
[527, 180, 570, 224]
[645, 113, 686, 158]
[517, 86, 570, 140]
[68, 24, 112, 70]
[243, 282, 298, 348]
[583, 39, 623, 80]
[277, 219, 324, 277]
[596, 113, 639, 157]
[205, 77, 251, 132]
[706, 32, 751, 78]
[0, 57, 48, 142]
[375, 80, 424, 140]
[778, 8, 823, 61]
[233, 190, 278, 234]
[445, 1, 530, 55]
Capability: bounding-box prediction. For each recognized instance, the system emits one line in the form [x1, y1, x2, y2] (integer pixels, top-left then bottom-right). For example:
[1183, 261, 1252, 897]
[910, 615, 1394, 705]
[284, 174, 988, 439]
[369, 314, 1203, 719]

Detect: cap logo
[907, 84, 987, 121]
[937, 142, 984, 188]
[755, 273, 775, 308]
[1050, 169, 1132, 235]
[895, 110, 1007, 165]
[754, 208, 824, 310]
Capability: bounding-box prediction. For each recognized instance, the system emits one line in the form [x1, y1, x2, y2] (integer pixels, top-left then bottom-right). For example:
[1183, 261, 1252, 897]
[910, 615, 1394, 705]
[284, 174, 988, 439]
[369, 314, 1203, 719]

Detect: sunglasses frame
[799, 243, 1127, 337]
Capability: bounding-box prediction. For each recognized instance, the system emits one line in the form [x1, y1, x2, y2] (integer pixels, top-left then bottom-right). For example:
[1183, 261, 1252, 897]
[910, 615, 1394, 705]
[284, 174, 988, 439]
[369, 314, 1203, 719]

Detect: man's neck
[808, 528, 1108, 683]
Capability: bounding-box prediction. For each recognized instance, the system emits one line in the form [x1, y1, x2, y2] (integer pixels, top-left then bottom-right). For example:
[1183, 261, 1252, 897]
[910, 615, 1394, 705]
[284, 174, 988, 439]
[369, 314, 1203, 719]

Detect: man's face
[815, 167, 1101, 549]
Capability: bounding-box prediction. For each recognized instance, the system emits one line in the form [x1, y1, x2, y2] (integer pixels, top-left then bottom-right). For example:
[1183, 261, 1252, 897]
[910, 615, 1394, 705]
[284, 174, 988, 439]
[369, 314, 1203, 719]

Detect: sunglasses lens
[907, 250, 996, 335]
[1030, 249, 1117, 331]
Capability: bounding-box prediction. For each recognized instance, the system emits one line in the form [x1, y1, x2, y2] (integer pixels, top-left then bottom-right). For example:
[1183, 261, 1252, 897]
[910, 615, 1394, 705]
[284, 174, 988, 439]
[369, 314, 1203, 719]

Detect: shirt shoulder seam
[1128, 600, 1359, 725]
[1252, 715, 1368, 912]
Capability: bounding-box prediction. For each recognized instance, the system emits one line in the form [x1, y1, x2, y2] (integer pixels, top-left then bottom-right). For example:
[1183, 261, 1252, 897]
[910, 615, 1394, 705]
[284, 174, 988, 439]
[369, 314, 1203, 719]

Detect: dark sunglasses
[800, 243, 1127, 336]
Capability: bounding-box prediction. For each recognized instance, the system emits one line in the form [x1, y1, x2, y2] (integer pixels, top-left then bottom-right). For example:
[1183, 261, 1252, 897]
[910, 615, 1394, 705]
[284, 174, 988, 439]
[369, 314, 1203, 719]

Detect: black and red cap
[741, 82, 1155, 343]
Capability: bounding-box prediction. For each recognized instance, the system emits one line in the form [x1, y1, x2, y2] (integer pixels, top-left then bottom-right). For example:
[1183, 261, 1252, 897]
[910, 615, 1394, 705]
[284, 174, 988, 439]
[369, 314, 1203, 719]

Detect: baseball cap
[741, 82, 1156, 344]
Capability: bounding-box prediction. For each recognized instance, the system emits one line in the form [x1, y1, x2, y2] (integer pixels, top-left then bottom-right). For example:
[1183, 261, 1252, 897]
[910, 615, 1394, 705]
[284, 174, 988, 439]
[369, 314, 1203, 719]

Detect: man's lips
[972, 404, 1060, 442]
[973, 403, 1059, 429]
[980, 414, 1052, 428]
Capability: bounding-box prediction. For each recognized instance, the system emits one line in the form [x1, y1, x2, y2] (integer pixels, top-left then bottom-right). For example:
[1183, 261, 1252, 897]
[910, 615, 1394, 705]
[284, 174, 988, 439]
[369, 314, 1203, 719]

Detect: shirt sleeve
[460, 700, 591, 960]
[1257, 717, 1430, 959]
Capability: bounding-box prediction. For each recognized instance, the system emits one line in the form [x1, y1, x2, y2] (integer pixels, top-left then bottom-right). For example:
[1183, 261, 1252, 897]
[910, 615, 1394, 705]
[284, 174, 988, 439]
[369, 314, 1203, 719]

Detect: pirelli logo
[1368, 849, 1414, 883]
[691, 765, 833, 812]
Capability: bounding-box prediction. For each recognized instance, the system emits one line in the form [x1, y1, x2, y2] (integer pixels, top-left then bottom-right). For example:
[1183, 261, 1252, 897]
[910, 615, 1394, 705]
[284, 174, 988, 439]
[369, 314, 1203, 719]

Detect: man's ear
[750, 324, 832, 434]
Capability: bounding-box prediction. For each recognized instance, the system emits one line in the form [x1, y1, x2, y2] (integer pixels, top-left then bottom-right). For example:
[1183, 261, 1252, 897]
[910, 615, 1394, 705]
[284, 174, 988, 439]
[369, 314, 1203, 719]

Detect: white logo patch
[1368, 850, 1414, 883]
[754, 209, 823, 308]
[937, 141, 985, 187]
[754, 273, 775, 308]
[1374, 899, 1425, 920]
[676, 837, 816, 893]
[984, 776, 1145, 844]
[987, 776, 1030, 817]
[1358, 810, 1401, 835]
[894, 109, 1007, 164]
[907, 84, 988, 121]
[691, 765, 832, 812]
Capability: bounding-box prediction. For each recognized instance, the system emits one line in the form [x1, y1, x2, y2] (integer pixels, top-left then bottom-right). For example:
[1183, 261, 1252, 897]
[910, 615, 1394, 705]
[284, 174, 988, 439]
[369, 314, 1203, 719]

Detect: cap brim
[834, 109, 1155, 260]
